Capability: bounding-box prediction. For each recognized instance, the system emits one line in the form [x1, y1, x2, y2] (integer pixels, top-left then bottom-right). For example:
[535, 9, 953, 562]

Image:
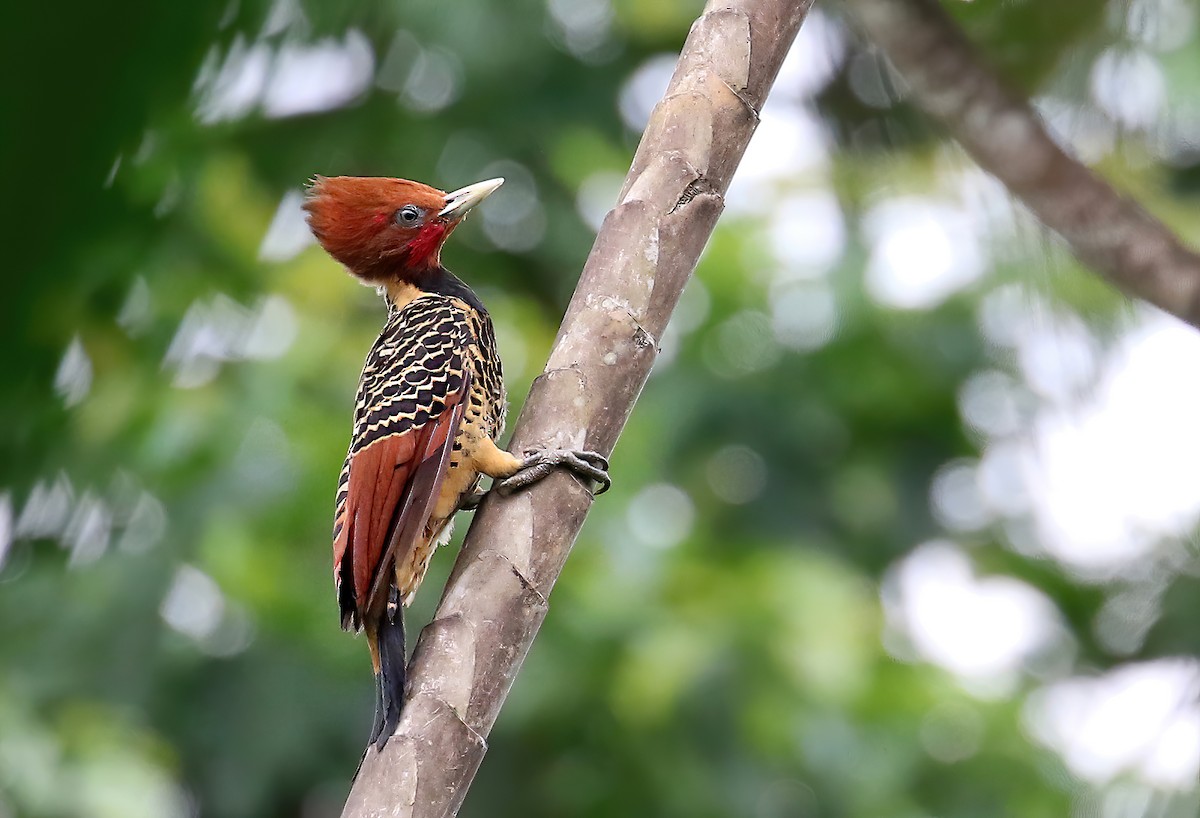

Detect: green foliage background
[2, 1, 1199, 816]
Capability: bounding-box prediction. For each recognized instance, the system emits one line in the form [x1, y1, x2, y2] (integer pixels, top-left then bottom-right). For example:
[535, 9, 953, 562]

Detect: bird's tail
[368, 585, 406, 750]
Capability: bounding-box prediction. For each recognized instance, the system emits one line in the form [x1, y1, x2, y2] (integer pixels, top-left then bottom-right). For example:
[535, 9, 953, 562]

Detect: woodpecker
[304, 175, 609, 750]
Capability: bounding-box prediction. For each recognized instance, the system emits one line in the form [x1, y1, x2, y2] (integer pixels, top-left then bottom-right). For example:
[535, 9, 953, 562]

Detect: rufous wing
[365, 382, 468, 613]
[334, 374, 468, 628]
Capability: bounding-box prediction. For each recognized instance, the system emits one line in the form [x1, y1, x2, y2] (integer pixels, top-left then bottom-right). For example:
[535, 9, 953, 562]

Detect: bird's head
[303, 176, 503, 283]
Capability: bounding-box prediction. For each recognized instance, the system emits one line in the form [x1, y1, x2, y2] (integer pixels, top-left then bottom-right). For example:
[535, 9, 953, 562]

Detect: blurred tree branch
[843, 0, 1200, 328]
[339, 0, 811, 815]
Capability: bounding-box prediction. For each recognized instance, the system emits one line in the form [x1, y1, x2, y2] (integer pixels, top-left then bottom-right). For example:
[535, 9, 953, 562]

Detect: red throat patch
[405, 222, 449, 268]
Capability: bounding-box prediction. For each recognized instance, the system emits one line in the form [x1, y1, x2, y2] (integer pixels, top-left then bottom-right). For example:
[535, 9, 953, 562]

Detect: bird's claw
[496, 449, 611, 496]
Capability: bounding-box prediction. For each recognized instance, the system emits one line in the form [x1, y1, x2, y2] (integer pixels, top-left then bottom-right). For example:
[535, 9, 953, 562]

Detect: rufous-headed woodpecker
[304, 176, 609, 750]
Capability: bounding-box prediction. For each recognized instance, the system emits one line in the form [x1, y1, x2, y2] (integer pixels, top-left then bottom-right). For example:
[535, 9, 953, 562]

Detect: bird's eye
[395, 205, 423, 226]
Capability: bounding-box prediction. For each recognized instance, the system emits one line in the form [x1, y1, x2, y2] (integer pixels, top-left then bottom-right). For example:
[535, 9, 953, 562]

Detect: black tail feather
[369, 585, 406, 750]
[368, 673, 386, 749]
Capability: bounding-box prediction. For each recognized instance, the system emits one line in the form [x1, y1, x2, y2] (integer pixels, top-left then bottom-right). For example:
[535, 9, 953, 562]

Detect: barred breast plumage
[332, 285, 506, 631]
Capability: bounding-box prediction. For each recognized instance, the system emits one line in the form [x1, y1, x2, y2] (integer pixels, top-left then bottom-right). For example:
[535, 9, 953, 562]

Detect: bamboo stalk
[340, 0, 813, 814]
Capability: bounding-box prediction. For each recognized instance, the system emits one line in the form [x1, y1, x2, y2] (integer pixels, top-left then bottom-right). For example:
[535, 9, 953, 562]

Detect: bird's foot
[459, 490, 487, 512]
[497, 449, 611, 496]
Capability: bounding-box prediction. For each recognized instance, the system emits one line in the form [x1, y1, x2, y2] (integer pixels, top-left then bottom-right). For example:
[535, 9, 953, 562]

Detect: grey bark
[339, 1, 812, 815]
[841, 0, 1200, 328]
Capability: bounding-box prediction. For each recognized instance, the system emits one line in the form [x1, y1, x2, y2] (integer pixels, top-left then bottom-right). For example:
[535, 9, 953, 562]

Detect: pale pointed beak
[439, 177, 504, 221]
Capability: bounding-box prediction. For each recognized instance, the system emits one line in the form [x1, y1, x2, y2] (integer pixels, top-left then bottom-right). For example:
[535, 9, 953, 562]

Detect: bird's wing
[332, 299, 471, 629]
